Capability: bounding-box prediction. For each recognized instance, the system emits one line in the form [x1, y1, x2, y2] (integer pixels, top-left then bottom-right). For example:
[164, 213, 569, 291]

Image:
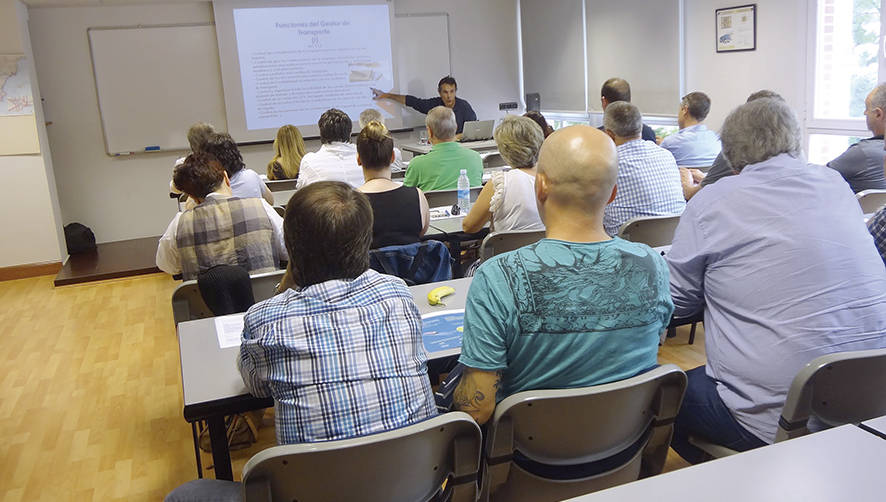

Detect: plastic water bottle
[457, 169, 471, 214]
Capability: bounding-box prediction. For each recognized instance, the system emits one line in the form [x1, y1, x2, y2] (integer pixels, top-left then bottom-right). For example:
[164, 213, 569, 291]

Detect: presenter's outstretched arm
[371, 88, 406, 105]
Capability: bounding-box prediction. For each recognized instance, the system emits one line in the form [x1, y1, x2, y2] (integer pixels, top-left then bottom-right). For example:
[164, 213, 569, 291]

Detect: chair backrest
[424, 187, 483, 209]
[775, 347, 886, 442]
[197, 265, 256, 316]
[617, 215, 682, 248]
[479, 230, 546, 261]
[369, 240, 453, 286]
[264, 179, 299, 192]
[484, 365, 687, 502]
[241, 412, 483, 502]
[856, 189, 886, 214]
[172, 269, 286, 325]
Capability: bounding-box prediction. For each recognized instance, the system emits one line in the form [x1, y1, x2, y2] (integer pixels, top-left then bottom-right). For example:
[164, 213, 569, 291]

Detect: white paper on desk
[429, 206, 453, 220]
[215, 314, 245, 349]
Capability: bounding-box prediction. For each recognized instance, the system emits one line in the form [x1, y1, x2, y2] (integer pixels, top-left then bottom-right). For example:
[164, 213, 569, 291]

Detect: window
[807, 0, 885, 155]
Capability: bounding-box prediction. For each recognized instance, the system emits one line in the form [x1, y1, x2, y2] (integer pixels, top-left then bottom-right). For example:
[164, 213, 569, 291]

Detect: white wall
[684, 0, 809, 131]
[0, 0, 65, 268]
[27, 0, 519, 244]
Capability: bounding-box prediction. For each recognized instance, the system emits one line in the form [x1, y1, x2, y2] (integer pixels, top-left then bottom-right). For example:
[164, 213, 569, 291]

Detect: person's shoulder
[243, 290, 297, 334]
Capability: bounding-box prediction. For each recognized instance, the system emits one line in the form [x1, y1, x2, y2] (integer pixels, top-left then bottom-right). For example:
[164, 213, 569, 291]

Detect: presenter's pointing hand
[371, 88, 384, 99]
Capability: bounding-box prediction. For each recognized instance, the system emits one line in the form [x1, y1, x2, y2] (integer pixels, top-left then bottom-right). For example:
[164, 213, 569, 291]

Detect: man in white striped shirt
[602, 102, 686, 236]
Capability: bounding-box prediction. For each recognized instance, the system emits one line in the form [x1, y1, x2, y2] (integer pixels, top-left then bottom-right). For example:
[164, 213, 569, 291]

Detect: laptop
[459, 120, 494, 142]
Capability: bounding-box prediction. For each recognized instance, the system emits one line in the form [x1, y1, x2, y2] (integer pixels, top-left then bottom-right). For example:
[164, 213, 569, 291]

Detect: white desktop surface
[862, 415, 886, 434]
[564, 425, 886, 502]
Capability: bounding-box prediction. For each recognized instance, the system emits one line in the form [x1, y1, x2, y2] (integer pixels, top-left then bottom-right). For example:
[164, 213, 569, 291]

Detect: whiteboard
[394, 13, 451, 128]
[88, 24, 228, 155]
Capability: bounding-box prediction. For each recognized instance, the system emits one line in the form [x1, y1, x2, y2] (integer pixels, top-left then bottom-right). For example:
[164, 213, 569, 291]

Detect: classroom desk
[177, 277, 472, 480]
[563, 424, 886, 502]
[401, 139, 498, 155]
[861, 415, 886, 437]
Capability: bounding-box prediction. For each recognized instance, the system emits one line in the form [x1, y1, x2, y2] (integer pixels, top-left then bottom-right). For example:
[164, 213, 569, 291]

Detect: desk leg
[191, 422, 203, 479]
[448, 238, 464, 278]
[207, 415, 234, 481]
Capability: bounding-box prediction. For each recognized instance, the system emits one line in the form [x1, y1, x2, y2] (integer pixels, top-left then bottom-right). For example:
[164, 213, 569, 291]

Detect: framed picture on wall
[716, 4, 756, 53]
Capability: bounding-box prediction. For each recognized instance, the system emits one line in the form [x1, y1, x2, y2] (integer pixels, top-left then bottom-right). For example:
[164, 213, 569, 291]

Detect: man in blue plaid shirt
[239, 181, 437, 445]
[602, 102, 686, 236]
[868, 206, 886, 265]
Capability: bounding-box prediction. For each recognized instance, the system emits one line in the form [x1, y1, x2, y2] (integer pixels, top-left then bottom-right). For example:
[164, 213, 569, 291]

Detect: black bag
[64, 223, 97, 254]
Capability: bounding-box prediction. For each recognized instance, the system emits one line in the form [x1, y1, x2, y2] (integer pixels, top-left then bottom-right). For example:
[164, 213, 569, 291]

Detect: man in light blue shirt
[602, 101, 685, 235]
[660, 91, 721, 167]
[453, 125, 673, 425]
[666, 97, 886, 463]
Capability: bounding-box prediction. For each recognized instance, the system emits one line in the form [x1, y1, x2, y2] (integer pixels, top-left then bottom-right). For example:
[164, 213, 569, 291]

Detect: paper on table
[215, 314, 245, 349]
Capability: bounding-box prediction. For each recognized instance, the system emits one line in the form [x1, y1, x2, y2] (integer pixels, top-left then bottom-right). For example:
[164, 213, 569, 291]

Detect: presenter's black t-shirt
[405, 95, 477, 133]
[365, 185, 423, 249]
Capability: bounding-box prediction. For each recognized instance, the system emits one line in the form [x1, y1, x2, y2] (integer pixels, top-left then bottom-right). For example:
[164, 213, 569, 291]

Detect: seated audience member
[297, 108, 364, 189]
[827, 83, 886, 193]
[156, 153, 285, 281]
[164, 182, 437, 502]
[681, 90, 785, 200]
[453, 125, 673, 425]
[462, 115, 546, 233]
[666, 98, 886, 463]
[359, 108, 407, 171]
[404, 106, 483, 191]
[356, 121, 430, 248]
[170, 122, 216, 196]
[660, 91, 721, 167]
[204, 133, 275, 205]
[597, 78, 657, 142]
[602, 102, 686, 236]
[868, 206, 886, 265]
[266, 124, 306, 180]
[523, 110, 554, 138]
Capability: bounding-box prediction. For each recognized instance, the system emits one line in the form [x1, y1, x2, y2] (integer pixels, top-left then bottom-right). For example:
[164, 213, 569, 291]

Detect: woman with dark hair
[204, 132, 275, 205]
[523, 110, 554, 138]
[356, 121, 429, 249]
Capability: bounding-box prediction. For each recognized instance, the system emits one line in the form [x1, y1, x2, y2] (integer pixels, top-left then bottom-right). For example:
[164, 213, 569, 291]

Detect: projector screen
[214, 0, 402, 142]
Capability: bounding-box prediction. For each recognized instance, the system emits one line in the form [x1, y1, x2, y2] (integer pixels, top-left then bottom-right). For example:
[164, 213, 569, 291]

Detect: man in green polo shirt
[404, 106, 483, 191]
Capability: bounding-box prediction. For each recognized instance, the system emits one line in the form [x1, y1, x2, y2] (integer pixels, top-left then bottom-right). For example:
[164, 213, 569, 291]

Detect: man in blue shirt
[453, 125, 674, 425]
[660, 91, 721, 167]
[372, 76, 477, 134]
[667, 97, 886, 463]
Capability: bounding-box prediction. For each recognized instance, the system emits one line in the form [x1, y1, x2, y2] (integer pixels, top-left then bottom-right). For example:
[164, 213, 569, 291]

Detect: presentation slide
[232, 4, 394, 131]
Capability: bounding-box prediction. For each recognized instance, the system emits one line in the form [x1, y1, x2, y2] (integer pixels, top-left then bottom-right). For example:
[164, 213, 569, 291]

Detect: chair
[241, 412, 483, 502]
[690, 347, 886, 458]
[856, 189, 886, 214]
[424, 187, 483, 209]
[479, 229, 546, 261]
[483, 365, 687, 502]
[617, 214, 681, 248]
[369, 240, 453, 286]
[172, 269, 286, 325]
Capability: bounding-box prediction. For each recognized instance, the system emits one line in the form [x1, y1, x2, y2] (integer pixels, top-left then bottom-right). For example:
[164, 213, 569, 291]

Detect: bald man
[453, 125, 675, 425]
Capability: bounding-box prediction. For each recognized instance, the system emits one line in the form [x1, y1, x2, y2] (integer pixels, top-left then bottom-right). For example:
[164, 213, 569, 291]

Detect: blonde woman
[267, 125, 307, 180]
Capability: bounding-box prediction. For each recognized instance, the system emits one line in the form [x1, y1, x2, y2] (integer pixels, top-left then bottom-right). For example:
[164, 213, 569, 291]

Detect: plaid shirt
[239, 269, 437, 445]
[604, 139, 687, 236]
[868, 207, 886, 265]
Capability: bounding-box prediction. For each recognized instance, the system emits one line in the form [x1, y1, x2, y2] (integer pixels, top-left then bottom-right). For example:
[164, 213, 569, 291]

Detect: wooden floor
[0, 273, 705, 501]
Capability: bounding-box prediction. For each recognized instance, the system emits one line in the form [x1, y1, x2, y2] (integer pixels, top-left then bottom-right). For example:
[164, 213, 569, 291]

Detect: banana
[427, 286, 455, 306]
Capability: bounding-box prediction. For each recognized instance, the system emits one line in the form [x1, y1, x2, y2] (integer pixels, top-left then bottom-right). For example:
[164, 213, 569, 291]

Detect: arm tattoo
[453, 370, 502, 412]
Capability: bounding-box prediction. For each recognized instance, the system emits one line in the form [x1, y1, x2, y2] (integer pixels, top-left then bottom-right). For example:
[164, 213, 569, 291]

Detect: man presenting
[372, 76, 477, 134]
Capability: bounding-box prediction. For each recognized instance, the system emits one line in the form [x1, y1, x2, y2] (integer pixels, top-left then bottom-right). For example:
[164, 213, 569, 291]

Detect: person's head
[600, 77, 632, 110]
[318, 108, 353, 144]
[426, 106, 458, 143]
[523, 110, 554, 138]
[438, 76, 458, 108]
[746, 89, 783, 103]
[283, 181, 372, 287]
[603, 101, 642, 143]
[356, 121, 395, 170]
[203, 133, 245, 177]
[535, 125, 618, 223]
[494, 115, 544, 169]
[186, 122, 215, 153]
[720, 97, 801, 173]
[173, 152, 229, 201]
[678, 91, 712, 127]
[864, 83, 886, 136]
[267, 125, 306, 180]
[359, 108, 384, 129]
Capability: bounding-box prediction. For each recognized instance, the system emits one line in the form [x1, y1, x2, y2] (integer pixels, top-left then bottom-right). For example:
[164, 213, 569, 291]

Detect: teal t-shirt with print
[459, 238, 673, 401]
